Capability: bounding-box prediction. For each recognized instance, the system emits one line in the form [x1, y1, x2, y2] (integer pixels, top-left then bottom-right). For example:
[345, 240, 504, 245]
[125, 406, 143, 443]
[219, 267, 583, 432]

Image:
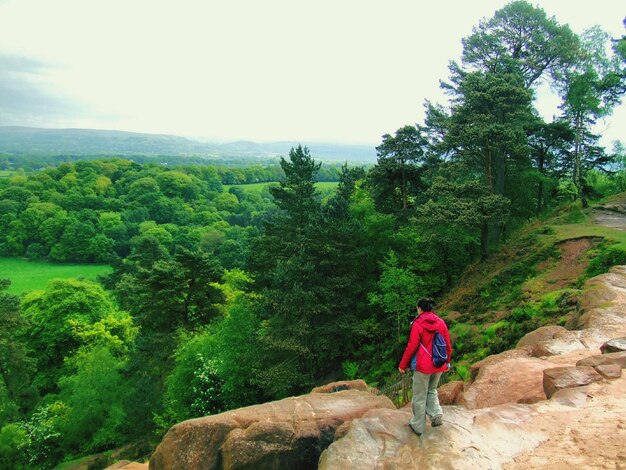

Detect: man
[398, 297, 452, 436]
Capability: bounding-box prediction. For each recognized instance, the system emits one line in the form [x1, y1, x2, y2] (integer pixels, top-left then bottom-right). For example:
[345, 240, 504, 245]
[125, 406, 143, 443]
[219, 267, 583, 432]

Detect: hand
[398, 367, 405, 374]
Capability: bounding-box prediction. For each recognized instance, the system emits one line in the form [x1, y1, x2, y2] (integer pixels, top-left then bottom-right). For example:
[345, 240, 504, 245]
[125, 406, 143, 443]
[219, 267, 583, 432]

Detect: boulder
[311, 380, 372, 394]
[516, 325, 572, 349]
[577, 267, 626, 330]
[105, 463, 148, 470]
[576, 351, 626, 369]
[530, 333, 587, 357]
[437, 380, 464, 405]
[469, 348, 530, 382]
[594, 364, 622, 379]
[600, 337, 626, 353]
[543, 366, 603, 399]
[462, 356, 549, 409]
[149, 390, 395, 470]
[548, 386, 591, 407]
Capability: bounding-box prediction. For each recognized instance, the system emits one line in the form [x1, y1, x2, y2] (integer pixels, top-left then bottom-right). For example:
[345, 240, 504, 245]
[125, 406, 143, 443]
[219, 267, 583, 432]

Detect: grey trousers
[409, 370, 443, 434]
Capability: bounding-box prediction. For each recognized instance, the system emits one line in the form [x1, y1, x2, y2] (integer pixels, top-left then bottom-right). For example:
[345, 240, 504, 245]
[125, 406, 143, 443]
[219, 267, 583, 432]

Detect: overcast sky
[0, 0, 624, 146]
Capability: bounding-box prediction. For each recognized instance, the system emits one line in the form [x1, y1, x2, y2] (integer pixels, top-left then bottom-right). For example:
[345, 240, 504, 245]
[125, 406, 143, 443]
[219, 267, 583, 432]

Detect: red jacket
[399, 311, 452, 374]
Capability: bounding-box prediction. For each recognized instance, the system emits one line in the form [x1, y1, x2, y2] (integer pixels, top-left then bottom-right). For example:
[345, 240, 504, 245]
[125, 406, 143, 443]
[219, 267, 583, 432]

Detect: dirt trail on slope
[537, 196, 626, 293]
[592, 194, 626, 231]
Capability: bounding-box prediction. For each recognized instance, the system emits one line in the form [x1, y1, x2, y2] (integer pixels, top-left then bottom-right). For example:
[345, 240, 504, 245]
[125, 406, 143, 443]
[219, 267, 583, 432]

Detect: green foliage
[368, 251, 420, 343]
[21, 278, 117, 394]
[369, 125, 427, 213]
[20, 401, 68, 469]
[0, 422, 28, 469]
[162, 332, 221, 428]
[0, 279, 35, 423]
[584, 244, 626, 279]
[342, 361, 359, 381]
[453, 364, 471, 382]
[116, 247, 224, 334]
[57, 346, 127, 453]
[214, 294, 264, 409]
[189, 357, 224, 417]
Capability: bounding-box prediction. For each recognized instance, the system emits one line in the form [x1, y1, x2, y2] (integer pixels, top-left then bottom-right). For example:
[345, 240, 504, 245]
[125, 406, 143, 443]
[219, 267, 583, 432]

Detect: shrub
[584, 245, 626, 279]
[342, 361, 359, 381]
[0, 423, 28, 469]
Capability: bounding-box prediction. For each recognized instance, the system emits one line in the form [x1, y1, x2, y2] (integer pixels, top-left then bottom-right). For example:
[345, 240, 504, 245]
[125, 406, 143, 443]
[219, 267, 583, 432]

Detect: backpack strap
[419, 341, 432, 357]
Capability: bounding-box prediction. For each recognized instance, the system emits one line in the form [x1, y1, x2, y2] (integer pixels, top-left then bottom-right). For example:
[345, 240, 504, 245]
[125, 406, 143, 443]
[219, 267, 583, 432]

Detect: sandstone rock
[469, 348, 530, 382]
[548, 386, 591, 407]
[530, 332, 587, 357]
[601, 337, 626, 353]
[463, 356, 549, 409]
[149, 390, 395, 470]
[516, 325, 572, 349]
[577, 267, 626, 332]
[105, 463, 148, 470]
[311, 379, 371, 394]
[319, 405, 543, 470]
[576, 351, 626, 369]
[543, 366, 603, 399]
[594, 363, 622, 379]
[437, 380, 464, 405]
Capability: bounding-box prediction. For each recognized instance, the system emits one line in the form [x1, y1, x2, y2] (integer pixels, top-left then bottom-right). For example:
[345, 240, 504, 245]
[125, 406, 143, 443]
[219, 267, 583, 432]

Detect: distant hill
[0, 126, 377, 163]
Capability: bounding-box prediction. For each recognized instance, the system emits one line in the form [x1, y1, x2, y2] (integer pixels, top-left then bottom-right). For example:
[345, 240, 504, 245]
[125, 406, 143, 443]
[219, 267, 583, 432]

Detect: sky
[0, 0, 624, 146]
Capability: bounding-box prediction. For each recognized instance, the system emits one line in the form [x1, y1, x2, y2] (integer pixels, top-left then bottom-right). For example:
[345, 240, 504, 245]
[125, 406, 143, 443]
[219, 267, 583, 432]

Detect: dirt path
[593, 196, 626, 231]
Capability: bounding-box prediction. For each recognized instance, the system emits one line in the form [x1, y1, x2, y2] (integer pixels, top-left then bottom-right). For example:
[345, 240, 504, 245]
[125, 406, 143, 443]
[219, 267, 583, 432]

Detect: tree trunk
[480, 222, 489, 259]
[573, 112, 588, 208]
[491, 148, 507, 244]
[536, 151, 545, 214]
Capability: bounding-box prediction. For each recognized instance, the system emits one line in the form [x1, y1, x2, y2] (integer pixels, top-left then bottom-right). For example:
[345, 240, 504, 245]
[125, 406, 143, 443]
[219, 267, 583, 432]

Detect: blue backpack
[430, 331, 448, 368]
[411, 330, 448, 369]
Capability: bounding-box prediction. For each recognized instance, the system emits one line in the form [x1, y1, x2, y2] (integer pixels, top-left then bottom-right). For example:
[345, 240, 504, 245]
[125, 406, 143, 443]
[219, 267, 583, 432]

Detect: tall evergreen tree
[461, 0, 579, 87]
[559, 26, 625, 207]
[369, 125, 428, 214]
[248, 146, 325, 395]
[442, 68, 533, 253]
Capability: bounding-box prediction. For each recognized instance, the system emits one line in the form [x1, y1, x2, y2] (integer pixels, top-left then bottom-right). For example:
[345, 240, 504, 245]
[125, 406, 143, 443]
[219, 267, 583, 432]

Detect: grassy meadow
[0, 258, 112, 295]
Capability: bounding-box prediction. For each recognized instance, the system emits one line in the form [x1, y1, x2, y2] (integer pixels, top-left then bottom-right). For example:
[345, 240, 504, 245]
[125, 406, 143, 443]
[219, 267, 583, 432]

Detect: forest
[0, 2, 625, 468]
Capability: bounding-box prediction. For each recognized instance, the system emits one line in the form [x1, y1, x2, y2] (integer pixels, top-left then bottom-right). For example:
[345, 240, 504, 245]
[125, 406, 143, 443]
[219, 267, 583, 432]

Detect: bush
[584, 245, 626, 279]
[0, 423, 28, 469]
[342, 361, 359, 380]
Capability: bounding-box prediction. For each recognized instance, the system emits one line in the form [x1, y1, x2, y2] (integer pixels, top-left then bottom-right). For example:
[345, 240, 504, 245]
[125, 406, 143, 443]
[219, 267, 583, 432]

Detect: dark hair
[417, 297, 435, 312]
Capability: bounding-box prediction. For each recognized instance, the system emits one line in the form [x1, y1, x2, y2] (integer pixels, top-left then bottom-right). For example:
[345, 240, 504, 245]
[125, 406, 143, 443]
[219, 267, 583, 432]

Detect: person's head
[417, 297, 435, 313]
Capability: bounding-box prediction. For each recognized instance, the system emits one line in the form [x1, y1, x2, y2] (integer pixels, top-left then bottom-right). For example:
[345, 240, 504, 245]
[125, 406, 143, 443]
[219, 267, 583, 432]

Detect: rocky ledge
[144, 266, 626, 470]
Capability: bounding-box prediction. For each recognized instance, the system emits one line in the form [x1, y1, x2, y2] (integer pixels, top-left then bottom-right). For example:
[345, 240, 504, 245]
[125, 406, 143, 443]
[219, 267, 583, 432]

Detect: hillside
[0, 126, 377, 163]
[430, 194, 626, 377]
[96, 196, 626, 470]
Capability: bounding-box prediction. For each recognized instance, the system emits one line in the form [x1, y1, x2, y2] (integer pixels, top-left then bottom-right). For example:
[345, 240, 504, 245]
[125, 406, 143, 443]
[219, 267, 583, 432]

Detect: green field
[0, 258, 112, 295]
[0, 170, 15, 178]
[224, 181, 338, 193]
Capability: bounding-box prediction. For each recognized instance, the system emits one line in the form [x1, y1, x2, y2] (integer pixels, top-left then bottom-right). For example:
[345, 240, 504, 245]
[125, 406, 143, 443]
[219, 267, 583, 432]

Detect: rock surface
[149, 390, 394, 470]
[601, 336, 626, 353]
[310, 379, 372, 394]
[542, 366, 603, 398]
[321, 267, 626, 469]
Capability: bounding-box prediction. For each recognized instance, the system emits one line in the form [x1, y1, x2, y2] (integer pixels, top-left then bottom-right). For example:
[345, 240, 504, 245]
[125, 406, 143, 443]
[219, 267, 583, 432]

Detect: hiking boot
[431, 415, 443, 427]
[408, 422, 422, 436]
